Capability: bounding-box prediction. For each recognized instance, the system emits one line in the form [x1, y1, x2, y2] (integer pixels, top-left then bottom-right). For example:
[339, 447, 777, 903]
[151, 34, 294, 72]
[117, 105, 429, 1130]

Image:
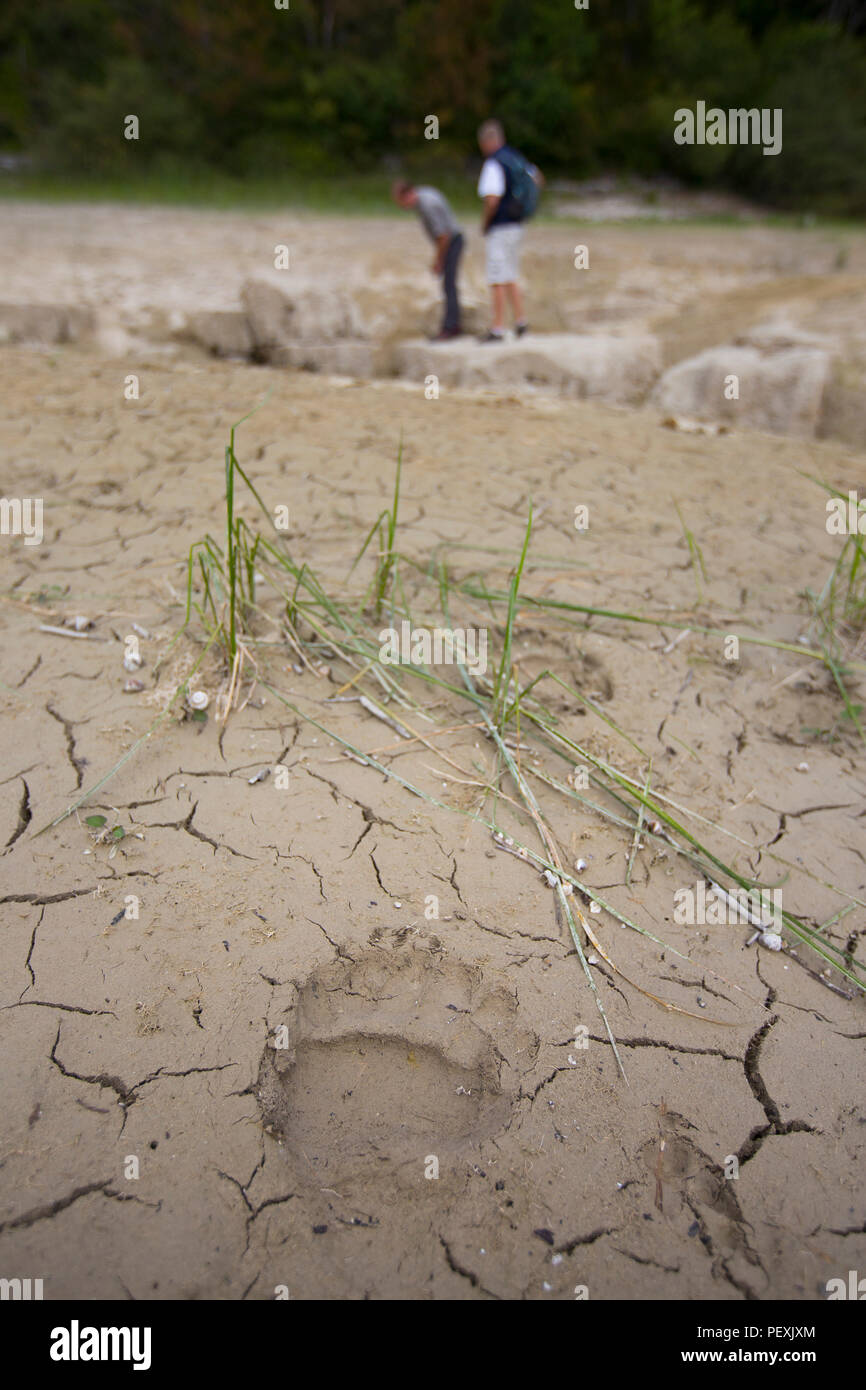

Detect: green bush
[33, 58, 204, 175]
[748, 22, 866, 213]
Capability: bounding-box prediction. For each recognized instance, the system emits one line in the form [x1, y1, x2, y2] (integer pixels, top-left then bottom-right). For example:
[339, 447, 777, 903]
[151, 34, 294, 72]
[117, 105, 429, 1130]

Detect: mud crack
[46, 704, 87, 789]
[4, 778, 31, 850]
[737, 1015, 815, 1164]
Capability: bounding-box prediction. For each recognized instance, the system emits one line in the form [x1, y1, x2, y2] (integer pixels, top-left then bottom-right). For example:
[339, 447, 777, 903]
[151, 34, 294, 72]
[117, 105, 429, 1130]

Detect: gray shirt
[415, 186, 461, 243]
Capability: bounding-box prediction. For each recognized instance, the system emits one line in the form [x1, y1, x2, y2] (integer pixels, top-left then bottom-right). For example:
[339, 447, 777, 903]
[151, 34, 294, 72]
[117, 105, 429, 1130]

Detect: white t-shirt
[477, 158, 506, 199]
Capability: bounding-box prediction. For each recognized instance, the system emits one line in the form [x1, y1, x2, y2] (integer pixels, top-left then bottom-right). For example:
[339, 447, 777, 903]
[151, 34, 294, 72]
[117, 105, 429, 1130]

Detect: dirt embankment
[2, 203, 866, 442]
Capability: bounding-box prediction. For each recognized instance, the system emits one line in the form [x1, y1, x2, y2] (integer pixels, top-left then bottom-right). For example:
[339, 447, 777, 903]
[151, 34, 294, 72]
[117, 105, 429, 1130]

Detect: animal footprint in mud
[574, 649, 613, 702]
[517, 636, 614, 708]
[256, 946, 536, 1180]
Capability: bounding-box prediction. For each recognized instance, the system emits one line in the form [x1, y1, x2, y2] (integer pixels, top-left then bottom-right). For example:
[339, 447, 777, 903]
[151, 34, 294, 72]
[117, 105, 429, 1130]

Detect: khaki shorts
[485, 223, 524, 284]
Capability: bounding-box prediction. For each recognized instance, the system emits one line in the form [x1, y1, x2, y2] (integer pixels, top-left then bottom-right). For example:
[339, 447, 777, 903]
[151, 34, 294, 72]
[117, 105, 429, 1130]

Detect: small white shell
[758, 931, 783, 951]
[123, 651, 143, 671]
[187, 690, 209, 711]
[575, 857, 587, 872]
[542, 869, 559, 888]
[69, 615, 92, 632]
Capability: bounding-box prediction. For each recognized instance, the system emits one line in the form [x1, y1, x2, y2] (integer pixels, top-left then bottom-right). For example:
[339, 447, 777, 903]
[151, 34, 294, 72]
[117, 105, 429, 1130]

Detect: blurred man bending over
[392, 181, 464, 340]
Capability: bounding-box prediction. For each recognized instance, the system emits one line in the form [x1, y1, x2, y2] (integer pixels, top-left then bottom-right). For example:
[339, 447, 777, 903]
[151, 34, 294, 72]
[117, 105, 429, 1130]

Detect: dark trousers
[441, 232, 464, 332]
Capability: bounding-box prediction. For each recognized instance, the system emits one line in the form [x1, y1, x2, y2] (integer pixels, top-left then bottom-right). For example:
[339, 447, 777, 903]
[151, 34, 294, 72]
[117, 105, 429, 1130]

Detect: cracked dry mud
[0, 338, 864, 1302]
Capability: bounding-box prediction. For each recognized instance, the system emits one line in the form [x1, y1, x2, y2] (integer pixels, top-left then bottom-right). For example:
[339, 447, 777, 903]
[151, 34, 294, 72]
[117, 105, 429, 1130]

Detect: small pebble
[759, 931, 783, 951]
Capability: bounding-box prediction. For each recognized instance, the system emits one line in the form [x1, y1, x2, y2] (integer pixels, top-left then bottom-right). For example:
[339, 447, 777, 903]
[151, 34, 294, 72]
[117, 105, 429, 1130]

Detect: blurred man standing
[392, 181, 464, 340]
[476, 119, 543, 342]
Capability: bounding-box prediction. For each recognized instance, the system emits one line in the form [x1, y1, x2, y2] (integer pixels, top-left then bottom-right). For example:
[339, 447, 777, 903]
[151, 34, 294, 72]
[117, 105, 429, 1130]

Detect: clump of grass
[349, 438, 402, 621]
[492, 506, 532, 733]
[674, 501, 708, 606]
[811, 499, 866, 641]
[802, 475, 866, 745]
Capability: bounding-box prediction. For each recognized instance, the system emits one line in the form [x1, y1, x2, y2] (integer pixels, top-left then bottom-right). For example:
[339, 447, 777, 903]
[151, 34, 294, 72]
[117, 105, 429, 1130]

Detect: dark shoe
[478, 330, 506, 343]
[515, 321, 529, 337]
[431, 328, 462, 341]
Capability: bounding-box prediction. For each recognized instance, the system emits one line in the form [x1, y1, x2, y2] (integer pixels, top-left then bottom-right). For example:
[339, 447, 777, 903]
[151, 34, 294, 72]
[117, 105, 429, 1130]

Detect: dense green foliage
[1, 0, 864, 212]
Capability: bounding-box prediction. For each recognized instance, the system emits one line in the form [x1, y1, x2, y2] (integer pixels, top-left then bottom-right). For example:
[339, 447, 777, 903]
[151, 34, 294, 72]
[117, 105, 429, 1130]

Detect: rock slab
[395, 333, 661, 405]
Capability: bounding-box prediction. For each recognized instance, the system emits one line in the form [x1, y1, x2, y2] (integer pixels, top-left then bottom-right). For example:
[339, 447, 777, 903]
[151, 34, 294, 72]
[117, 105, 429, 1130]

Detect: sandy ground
[0, 206, 865, 1302]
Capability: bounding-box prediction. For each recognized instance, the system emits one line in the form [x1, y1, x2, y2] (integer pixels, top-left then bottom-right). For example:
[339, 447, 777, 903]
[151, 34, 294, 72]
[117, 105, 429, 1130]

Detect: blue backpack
[496, 146, 541, 221]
